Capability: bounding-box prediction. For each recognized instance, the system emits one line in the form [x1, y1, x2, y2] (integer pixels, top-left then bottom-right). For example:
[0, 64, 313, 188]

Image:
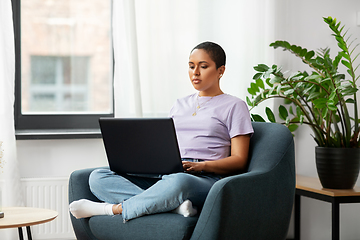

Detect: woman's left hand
[183, 135, 251, 175]
[182, 161, 206, 173]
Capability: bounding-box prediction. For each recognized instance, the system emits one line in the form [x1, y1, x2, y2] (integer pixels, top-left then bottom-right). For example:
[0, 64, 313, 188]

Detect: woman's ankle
[112, 203, 122, 215]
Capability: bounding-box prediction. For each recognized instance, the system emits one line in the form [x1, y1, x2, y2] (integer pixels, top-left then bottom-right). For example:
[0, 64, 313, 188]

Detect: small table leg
[17, 226, 32, 240]
[295, 194, 300, 240]
[18, 227, 24, 240]
[332, 201, 340, 240]
[26, 226, 33, 240]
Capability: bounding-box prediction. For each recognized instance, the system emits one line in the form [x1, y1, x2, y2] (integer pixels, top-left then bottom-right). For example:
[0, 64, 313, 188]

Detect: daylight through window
[21, 0, 113, 115]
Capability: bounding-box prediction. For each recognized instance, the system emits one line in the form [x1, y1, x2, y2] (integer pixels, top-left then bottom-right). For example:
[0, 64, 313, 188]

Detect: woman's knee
[162, 173, 197, 192]
[89, 168, 113, 192]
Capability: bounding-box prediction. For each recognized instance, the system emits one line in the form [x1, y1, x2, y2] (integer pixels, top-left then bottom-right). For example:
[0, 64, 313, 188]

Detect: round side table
[0, 207, 58, 240]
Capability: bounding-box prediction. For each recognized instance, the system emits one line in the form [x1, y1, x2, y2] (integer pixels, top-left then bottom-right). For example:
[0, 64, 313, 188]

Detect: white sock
[69, 199, 114, 219]
[172, 199, 197, 217]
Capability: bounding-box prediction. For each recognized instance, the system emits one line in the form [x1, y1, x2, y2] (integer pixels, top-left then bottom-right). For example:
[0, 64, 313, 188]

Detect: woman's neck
[198, 90, 224, 97]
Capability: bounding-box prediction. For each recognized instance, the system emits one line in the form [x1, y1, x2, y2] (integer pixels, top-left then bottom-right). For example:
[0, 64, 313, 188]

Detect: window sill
[15, 129, 102, 140]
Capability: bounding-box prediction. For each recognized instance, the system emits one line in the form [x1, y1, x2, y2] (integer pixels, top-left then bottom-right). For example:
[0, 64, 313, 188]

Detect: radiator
[21, 178, 75, 239]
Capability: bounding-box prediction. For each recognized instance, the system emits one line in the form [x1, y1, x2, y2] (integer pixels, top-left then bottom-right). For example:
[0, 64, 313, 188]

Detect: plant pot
[315, 147, 360, 189]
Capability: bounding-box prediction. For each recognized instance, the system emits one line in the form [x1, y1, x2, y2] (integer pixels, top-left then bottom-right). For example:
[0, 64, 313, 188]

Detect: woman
[69, 41, 253, 222]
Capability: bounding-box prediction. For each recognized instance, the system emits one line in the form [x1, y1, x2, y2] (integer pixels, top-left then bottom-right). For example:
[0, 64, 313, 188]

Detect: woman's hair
[191, 41, 226, 69]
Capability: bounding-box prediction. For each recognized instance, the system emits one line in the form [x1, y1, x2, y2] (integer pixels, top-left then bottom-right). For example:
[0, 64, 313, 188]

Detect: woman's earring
[219, 74, 223, 78]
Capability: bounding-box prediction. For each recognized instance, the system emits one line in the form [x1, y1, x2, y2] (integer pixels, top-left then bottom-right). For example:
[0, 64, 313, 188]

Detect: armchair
[69, 122, 295, 240]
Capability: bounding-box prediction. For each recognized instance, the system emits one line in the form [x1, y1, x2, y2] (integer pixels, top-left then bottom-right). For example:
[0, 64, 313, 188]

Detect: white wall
[16, 0, 360, 239]
[275, 0, 360, 239]
[16, 138, 107, 179]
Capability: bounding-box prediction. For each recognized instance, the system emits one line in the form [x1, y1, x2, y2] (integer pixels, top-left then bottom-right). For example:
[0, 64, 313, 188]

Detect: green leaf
[284, 98, 292, 104]
[299, 115, 304, 124]
[333, 74, 345, 82]
[250, 82, 259, 93]
[289, 106, 294, 115]
[246, 96, 252, 106]
[341, 60, 351, 69]
[290, 45, 300, 54]
[308, 92, 320, 100]
[253, 72, 263, 80]
[284, 41, 291, 49]
[313, 98, 328, 108]
[284, 89, 294, 96]
[327, 102, 337, 111]
[324, 57, 333, 69]
[338, 42, 348, 52]
[256, 79, 265, 89]
[335, 35, 344, 44]
[266, 78, 274, 87]
[338, 82, 352, 89]
[270, 76, 283, 84]
[278, 105, 288, 121]
[247, 87, 256, 96]
[270, 41, 291, 50]
[339, 51, 350, 61]
[305, 51, 315, 60]
[323, 16, 333, 25]
[265, 107, 276, 123]
[296, 105, 303, 117]
[291, 116, 299, 122]
[347, 69, 353, 76]
[320, 77, 331, 84]
[346, 98, 356, 103]
[251, 114, 266, 122]
[288, 124, 299, 132]
[305, 74, 322, 82]
[254, 64, 270, 72]
[300, 48, 308, 57]
[322, 108, 328, 118]
[285, 117, 290, 125]
[252, 95, 264, 106]
[339, 25, 345, 34]
[329, 91, 336, 100]
[341, 87, 358, 96]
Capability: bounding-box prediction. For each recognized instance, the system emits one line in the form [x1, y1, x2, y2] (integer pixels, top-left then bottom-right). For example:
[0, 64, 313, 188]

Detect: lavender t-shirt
[169, 93, 254, 161]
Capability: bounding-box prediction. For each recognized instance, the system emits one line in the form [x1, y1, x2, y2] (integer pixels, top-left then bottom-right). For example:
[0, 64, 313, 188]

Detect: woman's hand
[182, 161, 206, 173]
[182, 134, 251, 175]
[190, 134, 251, 175]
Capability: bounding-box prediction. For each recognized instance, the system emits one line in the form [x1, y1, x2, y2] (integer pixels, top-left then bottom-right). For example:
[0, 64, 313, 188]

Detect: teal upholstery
[69, 122, 295, 240]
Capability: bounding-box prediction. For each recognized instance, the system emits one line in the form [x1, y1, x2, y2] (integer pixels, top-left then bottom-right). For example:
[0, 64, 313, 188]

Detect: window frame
[12, 0, 114, 140]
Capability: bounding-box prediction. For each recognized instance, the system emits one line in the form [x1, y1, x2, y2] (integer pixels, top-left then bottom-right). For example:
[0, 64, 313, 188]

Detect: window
[12, 0, 114, 139]
[30, 56, 90, 112]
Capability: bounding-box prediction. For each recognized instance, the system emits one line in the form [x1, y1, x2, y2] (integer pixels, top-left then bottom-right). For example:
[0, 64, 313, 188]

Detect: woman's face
[188, 49, 225, 96]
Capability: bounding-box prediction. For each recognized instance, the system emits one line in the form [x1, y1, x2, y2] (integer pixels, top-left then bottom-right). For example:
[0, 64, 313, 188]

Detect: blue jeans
[89, 159, 221, 221]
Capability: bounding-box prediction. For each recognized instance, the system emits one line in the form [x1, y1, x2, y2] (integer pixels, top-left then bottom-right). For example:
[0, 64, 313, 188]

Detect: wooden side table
[295, 175, 360, 240]
[0, 207, 58, 240]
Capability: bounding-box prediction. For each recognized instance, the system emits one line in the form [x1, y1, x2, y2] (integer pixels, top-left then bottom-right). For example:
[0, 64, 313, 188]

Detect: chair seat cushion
[89, 213, 198, 240]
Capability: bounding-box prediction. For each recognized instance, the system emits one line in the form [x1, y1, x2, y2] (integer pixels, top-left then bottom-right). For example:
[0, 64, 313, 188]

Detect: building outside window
[13, 0, 113, 137]
[30, 55, 90, 112]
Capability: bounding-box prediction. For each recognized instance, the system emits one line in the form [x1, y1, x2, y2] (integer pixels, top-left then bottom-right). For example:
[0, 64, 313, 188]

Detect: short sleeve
[226, 99, 254, 138]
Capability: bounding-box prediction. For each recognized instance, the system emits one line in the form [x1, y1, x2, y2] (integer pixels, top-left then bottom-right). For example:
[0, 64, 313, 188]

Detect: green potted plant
[247, 16, 360, 189]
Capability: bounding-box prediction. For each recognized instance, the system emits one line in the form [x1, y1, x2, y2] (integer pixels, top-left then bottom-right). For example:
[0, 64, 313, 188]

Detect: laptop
[99, 118, 184, 175]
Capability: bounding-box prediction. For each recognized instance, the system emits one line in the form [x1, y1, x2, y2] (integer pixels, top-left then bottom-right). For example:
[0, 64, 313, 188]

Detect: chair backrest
[247, 122, 294, 174]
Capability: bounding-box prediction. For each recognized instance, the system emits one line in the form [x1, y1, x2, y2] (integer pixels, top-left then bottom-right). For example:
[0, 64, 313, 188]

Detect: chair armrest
[69, 167, 105, 240]
[69, 167, 102, 203]
[191, 148, 295, 240]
